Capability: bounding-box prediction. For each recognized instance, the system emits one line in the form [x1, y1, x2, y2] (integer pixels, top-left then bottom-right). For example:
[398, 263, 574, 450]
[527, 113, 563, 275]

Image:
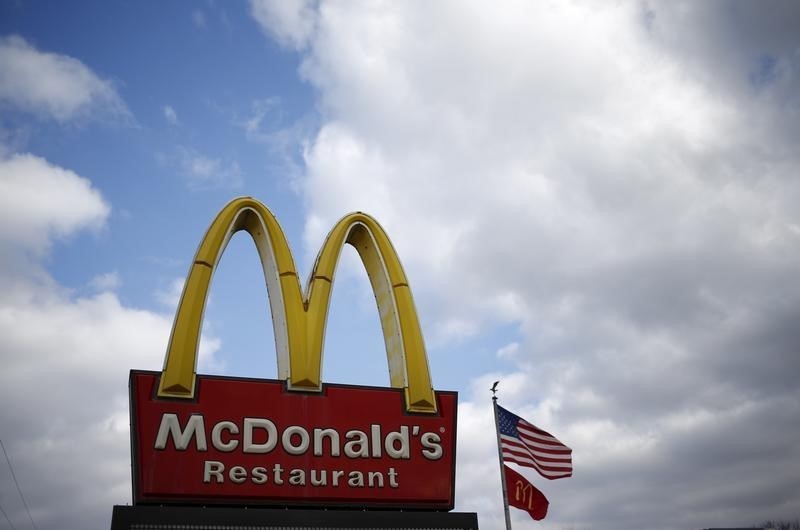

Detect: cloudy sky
[1, 1, 799, 529]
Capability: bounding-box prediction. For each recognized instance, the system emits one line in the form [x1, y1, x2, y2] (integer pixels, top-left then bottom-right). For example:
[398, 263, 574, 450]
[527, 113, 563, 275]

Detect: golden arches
[157, 197, 437, 414]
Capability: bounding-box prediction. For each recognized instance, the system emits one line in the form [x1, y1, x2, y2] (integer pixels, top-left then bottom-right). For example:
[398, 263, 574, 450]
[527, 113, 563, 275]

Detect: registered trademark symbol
[439, 427, 445, 433]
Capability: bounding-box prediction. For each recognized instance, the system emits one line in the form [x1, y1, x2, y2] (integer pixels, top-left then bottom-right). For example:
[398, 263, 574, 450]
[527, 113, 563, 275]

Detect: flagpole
[492, 383, 513, 530]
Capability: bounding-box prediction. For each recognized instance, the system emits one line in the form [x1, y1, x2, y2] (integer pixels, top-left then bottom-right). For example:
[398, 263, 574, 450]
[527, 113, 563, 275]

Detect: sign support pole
[492, 384, 513, 530]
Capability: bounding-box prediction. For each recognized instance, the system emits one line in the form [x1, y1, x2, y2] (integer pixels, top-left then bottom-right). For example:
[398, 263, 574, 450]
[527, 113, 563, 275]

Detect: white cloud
[176, 146, 243, 189]
[249, 0, 317, 50]
[192, 9, 207, 29]
[0, 152, 110, 255]
[496, 342, 519, 359]
[0, 288, 170, 529]
[0, 35, 129, 122]
[0, 161, 222, 529]
[155, 277, 184, 310]
[235, 97, 317, 189]
[163, 105, 179, 126]
[88, 271, 121, 292]
[239, 97, 281, 143]
[258, 2, 800, 528]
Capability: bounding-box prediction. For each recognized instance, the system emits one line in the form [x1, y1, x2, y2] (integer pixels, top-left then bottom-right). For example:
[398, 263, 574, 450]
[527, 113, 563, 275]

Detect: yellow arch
[157, 197, 437, 414]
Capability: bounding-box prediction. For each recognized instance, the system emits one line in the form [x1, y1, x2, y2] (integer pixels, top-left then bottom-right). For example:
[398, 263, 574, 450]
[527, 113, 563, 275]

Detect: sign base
[110, 505, 479, 529]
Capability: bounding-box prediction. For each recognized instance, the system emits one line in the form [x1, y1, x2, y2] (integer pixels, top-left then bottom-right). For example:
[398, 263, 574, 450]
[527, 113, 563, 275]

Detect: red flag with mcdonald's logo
[504, 464, 549, 521]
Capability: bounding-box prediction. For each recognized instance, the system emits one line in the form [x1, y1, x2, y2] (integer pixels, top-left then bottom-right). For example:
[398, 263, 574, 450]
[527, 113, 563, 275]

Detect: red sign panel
[130, 371, 457, 509]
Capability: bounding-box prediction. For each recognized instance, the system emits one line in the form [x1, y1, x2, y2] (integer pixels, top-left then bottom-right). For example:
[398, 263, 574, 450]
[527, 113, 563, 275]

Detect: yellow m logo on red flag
[504, 464, 549, 521]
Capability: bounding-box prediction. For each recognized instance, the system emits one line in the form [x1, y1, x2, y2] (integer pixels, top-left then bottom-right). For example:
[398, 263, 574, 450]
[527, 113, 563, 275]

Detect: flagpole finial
[491, 380, 499, 399]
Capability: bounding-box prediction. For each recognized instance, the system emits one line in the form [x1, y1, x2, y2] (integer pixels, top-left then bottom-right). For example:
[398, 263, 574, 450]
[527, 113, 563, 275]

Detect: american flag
[496, 405, 572, 480]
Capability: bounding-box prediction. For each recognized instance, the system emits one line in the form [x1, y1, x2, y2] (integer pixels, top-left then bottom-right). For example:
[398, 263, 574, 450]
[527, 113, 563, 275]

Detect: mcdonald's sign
[129, 197, 457, 508]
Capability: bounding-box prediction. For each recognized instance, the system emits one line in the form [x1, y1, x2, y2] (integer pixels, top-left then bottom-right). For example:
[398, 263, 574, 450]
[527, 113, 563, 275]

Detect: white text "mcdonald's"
[154, 414, 444, 460]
